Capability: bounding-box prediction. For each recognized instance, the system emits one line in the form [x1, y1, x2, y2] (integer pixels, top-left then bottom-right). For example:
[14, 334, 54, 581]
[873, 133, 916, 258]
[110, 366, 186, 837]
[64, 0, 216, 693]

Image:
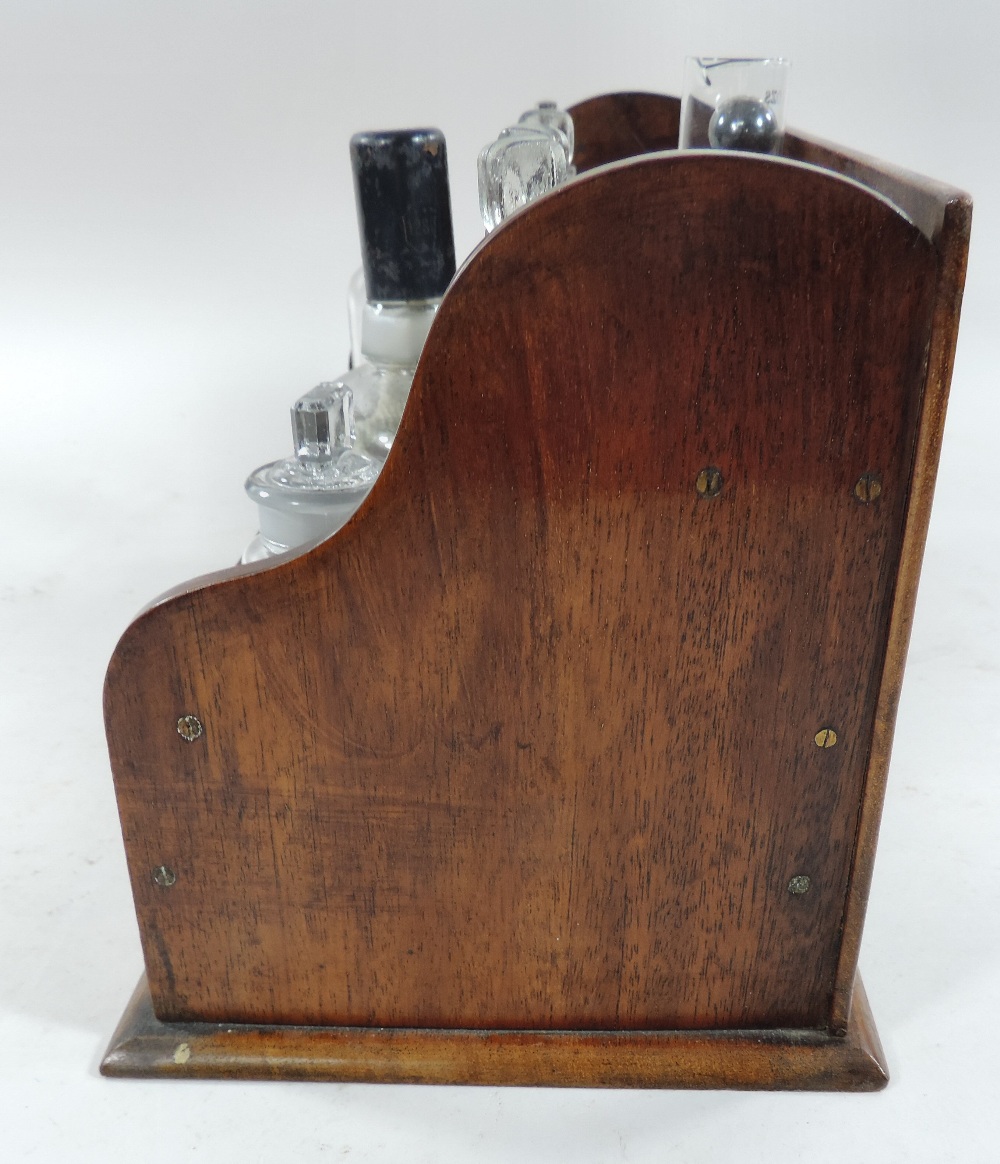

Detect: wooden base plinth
[101, 974, 887, 1091]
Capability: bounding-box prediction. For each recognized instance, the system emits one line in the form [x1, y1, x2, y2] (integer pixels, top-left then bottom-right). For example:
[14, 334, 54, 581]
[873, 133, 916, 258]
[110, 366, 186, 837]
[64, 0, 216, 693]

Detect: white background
[2, 2, 998, 1160]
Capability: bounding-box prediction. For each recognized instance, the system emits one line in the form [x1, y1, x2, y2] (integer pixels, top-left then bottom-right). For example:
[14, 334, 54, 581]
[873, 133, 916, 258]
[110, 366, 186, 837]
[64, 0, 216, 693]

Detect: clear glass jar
[679, 58, 790, 154]
[242, 297, 441, 563]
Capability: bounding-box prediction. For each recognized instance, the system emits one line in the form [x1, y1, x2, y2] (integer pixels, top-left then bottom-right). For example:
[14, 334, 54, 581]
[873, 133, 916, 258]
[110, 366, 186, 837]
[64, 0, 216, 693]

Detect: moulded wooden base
[101, 974, 887, 1091]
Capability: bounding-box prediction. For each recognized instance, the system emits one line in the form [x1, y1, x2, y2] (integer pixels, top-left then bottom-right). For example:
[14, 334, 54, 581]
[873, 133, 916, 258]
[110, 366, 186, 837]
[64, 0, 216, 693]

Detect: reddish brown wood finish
[569, 92, 963, 242]
[569, 92, 680, 171]
[104, 93, 970, 1086]
[101, 973, 887, 1090]
[826, 174, 971, 1033]
[567, 92, 973, 1038]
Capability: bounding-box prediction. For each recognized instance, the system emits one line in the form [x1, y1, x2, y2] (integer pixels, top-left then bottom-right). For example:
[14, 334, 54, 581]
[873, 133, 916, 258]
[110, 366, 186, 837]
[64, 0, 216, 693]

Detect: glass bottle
[242, 128, 456, 563]
[242, 383, 377, 562]
[518, 100, 576, 175]
[346, 265, 367, 369]
[679, 58, 790, 154]
[478, 101, 575, 233]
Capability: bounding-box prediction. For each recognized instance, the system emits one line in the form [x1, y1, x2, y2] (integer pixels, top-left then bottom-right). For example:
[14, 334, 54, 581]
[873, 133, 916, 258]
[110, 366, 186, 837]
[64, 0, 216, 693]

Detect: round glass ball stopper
[708, 97, 778, 153]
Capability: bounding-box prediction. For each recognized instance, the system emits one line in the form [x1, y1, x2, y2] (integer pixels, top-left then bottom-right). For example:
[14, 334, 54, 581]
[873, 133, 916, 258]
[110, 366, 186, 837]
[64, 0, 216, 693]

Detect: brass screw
[152, 865, 177, 888]
[696, 467, 723, 498]
[854, 473, 882, 503]
[814, 727, 838, 748]
[177, 714, 203, 743]
[788, 875, 812, 895]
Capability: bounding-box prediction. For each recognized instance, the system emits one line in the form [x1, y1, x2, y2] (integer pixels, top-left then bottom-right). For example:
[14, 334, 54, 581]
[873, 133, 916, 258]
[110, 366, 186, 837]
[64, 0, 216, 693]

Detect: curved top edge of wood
[458, 148, 930, 278]
[783, 129, 971, 243]
[566, 90, 970, 244]
[104, 137, 967, 711]
[108, 145, 941, 646]
[111, 96, 971, 640]
[108, 146, 943, 635]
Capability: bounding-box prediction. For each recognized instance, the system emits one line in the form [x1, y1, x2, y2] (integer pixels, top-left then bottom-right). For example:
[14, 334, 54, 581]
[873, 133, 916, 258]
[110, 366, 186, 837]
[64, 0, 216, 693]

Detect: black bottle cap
[350, 128, 456, 303]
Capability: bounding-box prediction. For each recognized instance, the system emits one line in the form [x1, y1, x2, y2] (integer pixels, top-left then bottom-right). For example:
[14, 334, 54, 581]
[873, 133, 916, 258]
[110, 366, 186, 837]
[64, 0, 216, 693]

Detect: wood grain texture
[781, 129, 965, 243]
[828, 188, 971, 1031]
[568, 91, 962, 240]
[101, 973, 887, 1090]
[559, 92, 973, 1036]
[104, 97, 969, 1054]
[568, 92, 679, 172]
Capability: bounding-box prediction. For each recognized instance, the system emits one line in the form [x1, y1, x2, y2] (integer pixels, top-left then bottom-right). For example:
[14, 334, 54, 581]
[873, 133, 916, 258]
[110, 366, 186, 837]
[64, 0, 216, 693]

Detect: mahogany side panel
[568, 92, 679, 171]
[565, 92, 972, 1035]
[827, 189, 971, 1030]
[106, 150, 942, 1035]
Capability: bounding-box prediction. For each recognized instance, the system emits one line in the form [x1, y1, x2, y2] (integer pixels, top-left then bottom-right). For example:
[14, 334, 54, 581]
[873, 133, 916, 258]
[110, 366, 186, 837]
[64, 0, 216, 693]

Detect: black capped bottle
[243, 128, 456, 562]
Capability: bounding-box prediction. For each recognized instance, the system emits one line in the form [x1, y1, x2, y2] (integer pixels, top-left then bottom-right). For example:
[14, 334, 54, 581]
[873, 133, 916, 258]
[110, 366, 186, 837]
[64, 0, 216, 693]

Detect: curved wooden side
[567, 90, 969, 241]
[569, 91, 679, 171]
[106, 147, 943, 1038]
[562, 89, 973, 1039]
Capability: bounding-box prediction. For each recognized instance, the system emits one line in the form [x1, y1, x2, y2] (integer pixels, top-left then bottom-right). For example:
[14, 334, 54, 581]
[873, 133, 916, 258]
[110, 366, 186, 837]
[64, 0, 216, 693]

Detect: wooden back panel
[106, 98, 968, 1033]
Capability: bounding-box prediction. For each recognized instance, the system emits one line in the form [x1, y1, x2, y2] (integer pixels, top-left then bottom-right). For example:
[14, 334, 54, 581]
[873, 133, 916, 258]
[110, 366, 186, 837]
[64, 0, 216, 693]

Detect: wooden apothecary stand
[102, 93, 971, 1090]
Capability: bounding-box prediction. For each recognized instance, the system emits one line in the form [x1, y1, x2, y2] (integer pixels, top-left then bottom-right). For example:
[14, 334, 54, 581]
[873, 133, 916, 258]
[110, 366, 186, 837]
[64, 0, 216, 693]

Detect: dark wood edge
[566, 90, 967, 244]
[782, 129, 969, 244]
[828, 192, 973, 1032]
[108, 98, 968, 634]
[567, 91, 680, 173]
[101, 974, 887, 1091]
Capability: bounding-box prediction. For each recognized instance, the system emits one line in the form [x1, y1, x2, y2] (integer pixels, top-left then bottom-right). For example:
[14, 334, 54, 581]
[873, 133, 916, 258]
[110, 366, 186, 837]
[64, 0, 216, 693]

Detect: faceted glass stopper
[478, 125, 569, 233]
[293, 382, 355, 461]
[518, 100, 575, 167]
[245, 381, 377, 507]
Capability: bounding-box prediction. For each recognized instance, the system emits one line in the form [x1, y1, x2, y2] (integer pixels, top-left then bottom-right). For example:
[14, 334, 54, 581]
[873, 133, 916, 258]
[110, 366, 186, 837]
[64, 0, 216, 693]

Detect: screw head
[152, 865, 177, 888]
[788, 874, 812, 895]
[176, 714, 203, 743]
[814, 727, 838, 749]
[696, 466, 723, 498]
[854, 473, 882, 503]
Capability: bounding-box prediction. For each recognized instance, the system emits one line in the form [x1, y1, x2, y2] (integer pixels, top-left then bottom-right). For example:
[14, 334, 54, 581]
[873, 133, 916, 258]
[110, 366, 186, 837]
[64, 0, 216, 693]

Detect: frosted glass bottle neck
[359, 299, 440, 367]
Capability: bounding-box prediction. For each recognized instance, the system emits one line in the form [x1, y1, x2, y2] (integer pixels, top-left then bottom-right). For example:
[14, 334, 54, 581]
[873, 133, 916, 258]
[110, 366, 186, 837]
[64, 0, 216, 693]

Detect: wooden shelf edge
[100, 974, 887, 1092]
